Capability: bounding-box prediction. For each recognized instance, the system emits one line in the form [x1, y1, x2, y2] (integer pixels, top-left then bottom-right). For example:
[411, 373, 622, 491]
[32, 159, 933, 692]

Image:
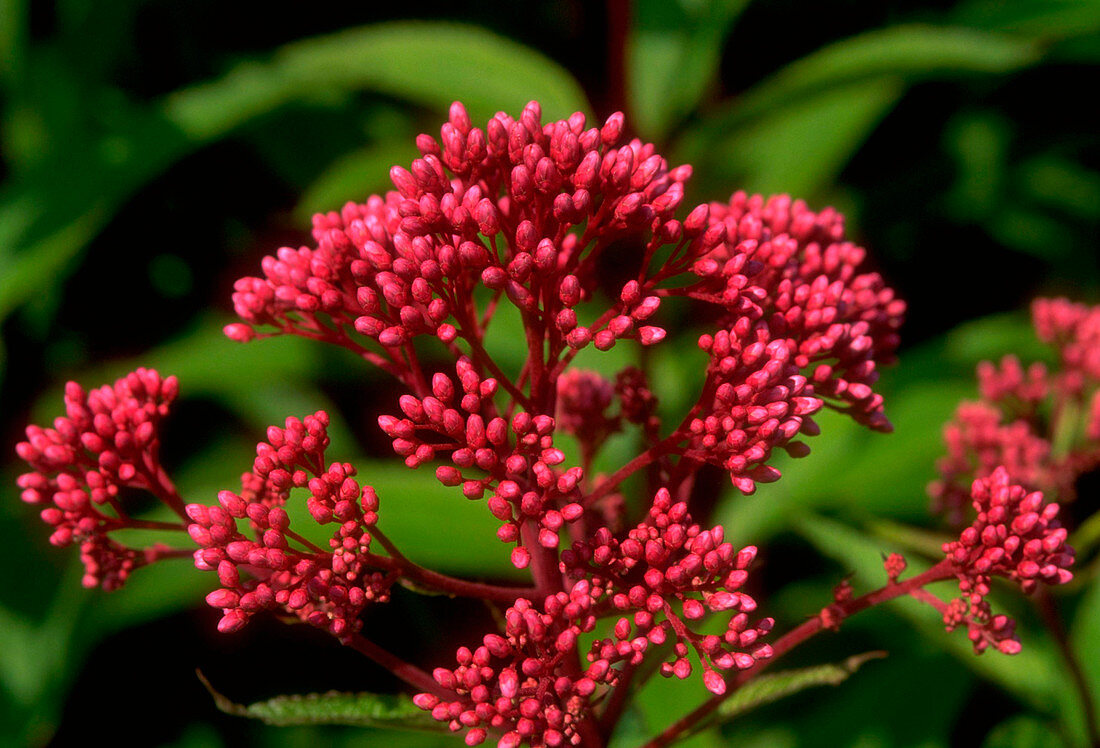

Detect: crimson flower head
[15, 369, 185, 590]
[226, 100, 904, 499]
[931, 297, 1100, 523]
[941, 467, 1074, 654]
[187, 411, 391, 642]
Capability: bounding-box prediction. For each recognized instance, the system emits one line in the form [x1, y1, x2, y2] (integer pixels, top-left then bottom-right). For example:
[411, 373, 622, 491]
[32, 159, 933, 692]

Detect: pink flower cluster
[941, 467, 1074, 653]
[226, 102, 684, 392]
[691, 192, 904, 432]
[15, 368, 183, 590]
[186, 411, 391, 642]
[563, 488, 773, 694]
[415, 582, 609, 747]
[693, 328, 821, 493]
[931, 298, 1100, 522]
[377, 357, 584, 569]
[14, 102, 925, 748]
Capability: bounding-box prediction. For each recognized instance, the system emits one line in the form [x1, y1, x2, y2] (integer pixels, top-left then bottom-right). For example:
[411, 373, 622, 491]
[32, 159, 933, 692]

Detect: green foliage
[198, 672, 444, 731]
[627, 0, 750, 141]
[162, 22, 590, 141]
[714, 651, 887, 723]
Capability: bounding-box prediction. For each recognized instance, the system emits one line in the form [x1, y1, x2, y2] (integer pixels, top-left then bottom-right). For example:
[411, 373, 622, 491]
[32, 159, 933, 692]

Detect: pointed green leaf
[715, 651, 887, 723]
[698, 76, 903, 198]
[164, 22, 589, 141]
[627, 0, 749, 140]
[0, 22, 588, 334]
[197, 672, 445, 731]
[680, 24, 1039, 162]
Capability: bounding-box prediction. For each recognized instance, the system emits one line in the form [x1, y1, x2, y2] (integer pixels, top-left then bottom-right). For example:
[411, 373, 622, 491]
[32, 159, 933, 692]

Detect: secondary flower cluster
[187, 411, 391, 642]
[377, 357, 584, 569]
[415, 581, 610, 747]
[931, 298, 1100, 523]
[564, 488, 773, 694]
[690, 192, 904, 433]
[15, 368, 184, 590]
[940, 468, 1074, 654]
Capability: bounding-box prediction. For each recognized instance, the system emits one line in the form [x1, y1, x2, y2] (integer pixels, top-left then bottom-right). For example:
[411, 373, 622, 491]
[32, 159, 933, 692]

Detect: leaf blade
[197, 672, 444, 731]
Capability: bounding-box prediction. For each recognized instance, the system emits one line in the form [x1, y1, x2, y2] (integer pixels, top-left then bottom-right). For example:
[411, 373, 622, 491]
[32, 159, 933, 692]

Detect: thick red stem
[639, 560, 957, 748]
[347, 633, 447, 699]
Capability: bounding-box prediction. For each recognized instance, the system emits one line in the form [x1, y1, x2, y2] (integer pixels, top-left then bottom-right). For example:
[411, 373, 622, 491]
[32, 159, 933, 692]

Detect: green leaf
[1070, 574, 1100, 725]
[627, 0, 750, 141]
[197, 672, 444, 731]
[680, 24, 1039, 162]
[1016, 156, 1100, 222]
[163, 22, 590, 142]
[354, 458, 522, 579]
[0, 206, 110, 322]
[943, 110, 1012, 222]
[700, 76, 903, 198]
[866, 519, 952, 560]
[715, 651, 887, 723]
[0, 0, 26, 87]
[296, 138, 420, 222]
[0, 22, 588, 335]
[980, 715, 1066, 748]
[952, 0, 1100, 41]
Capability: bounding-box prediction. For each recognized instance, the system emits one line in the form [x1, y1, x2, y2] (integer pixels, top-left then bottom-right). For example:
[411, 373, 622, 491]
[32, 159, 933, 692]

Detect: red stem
[639, 560, 957, 748]
[582, 432, 684, 507]
[346, 633, 448, 699]
[368, 528, 538, 602]
[522, 521, 562, 597]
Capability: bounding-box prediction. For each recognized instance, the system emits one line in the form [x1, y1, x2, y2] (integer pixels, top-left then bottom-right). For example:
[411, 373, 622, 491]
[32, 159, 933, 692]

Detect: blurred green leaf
[680, 24, 1039, 163]
[0, 206, 110, 322]
[0, 21, 589, 340]
[703, 76, 903, 198]
[355, 458, 521, 579]
[937, 310, 1043, 367]
[987, 205, 1079, 260]
[296, 138, 419, 221]
[981, 715, 1066, 748]
[713, 651, 887, 724]
[1016, 156, 1100, 222]
[0, 0, 26, 87]
[867, 518, 952, 560]
[952, 0, 1100, 40]
[30, 315, 325, 421]
[627, 0, 750, 141]
[163, 22, 590, 141]
[198, 672, 443, 731]
[0, 560, 88, 745]
[943, 110, 1012, 222]
[0, 606, 41, 705]
[1070, 575, 1100, 722]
